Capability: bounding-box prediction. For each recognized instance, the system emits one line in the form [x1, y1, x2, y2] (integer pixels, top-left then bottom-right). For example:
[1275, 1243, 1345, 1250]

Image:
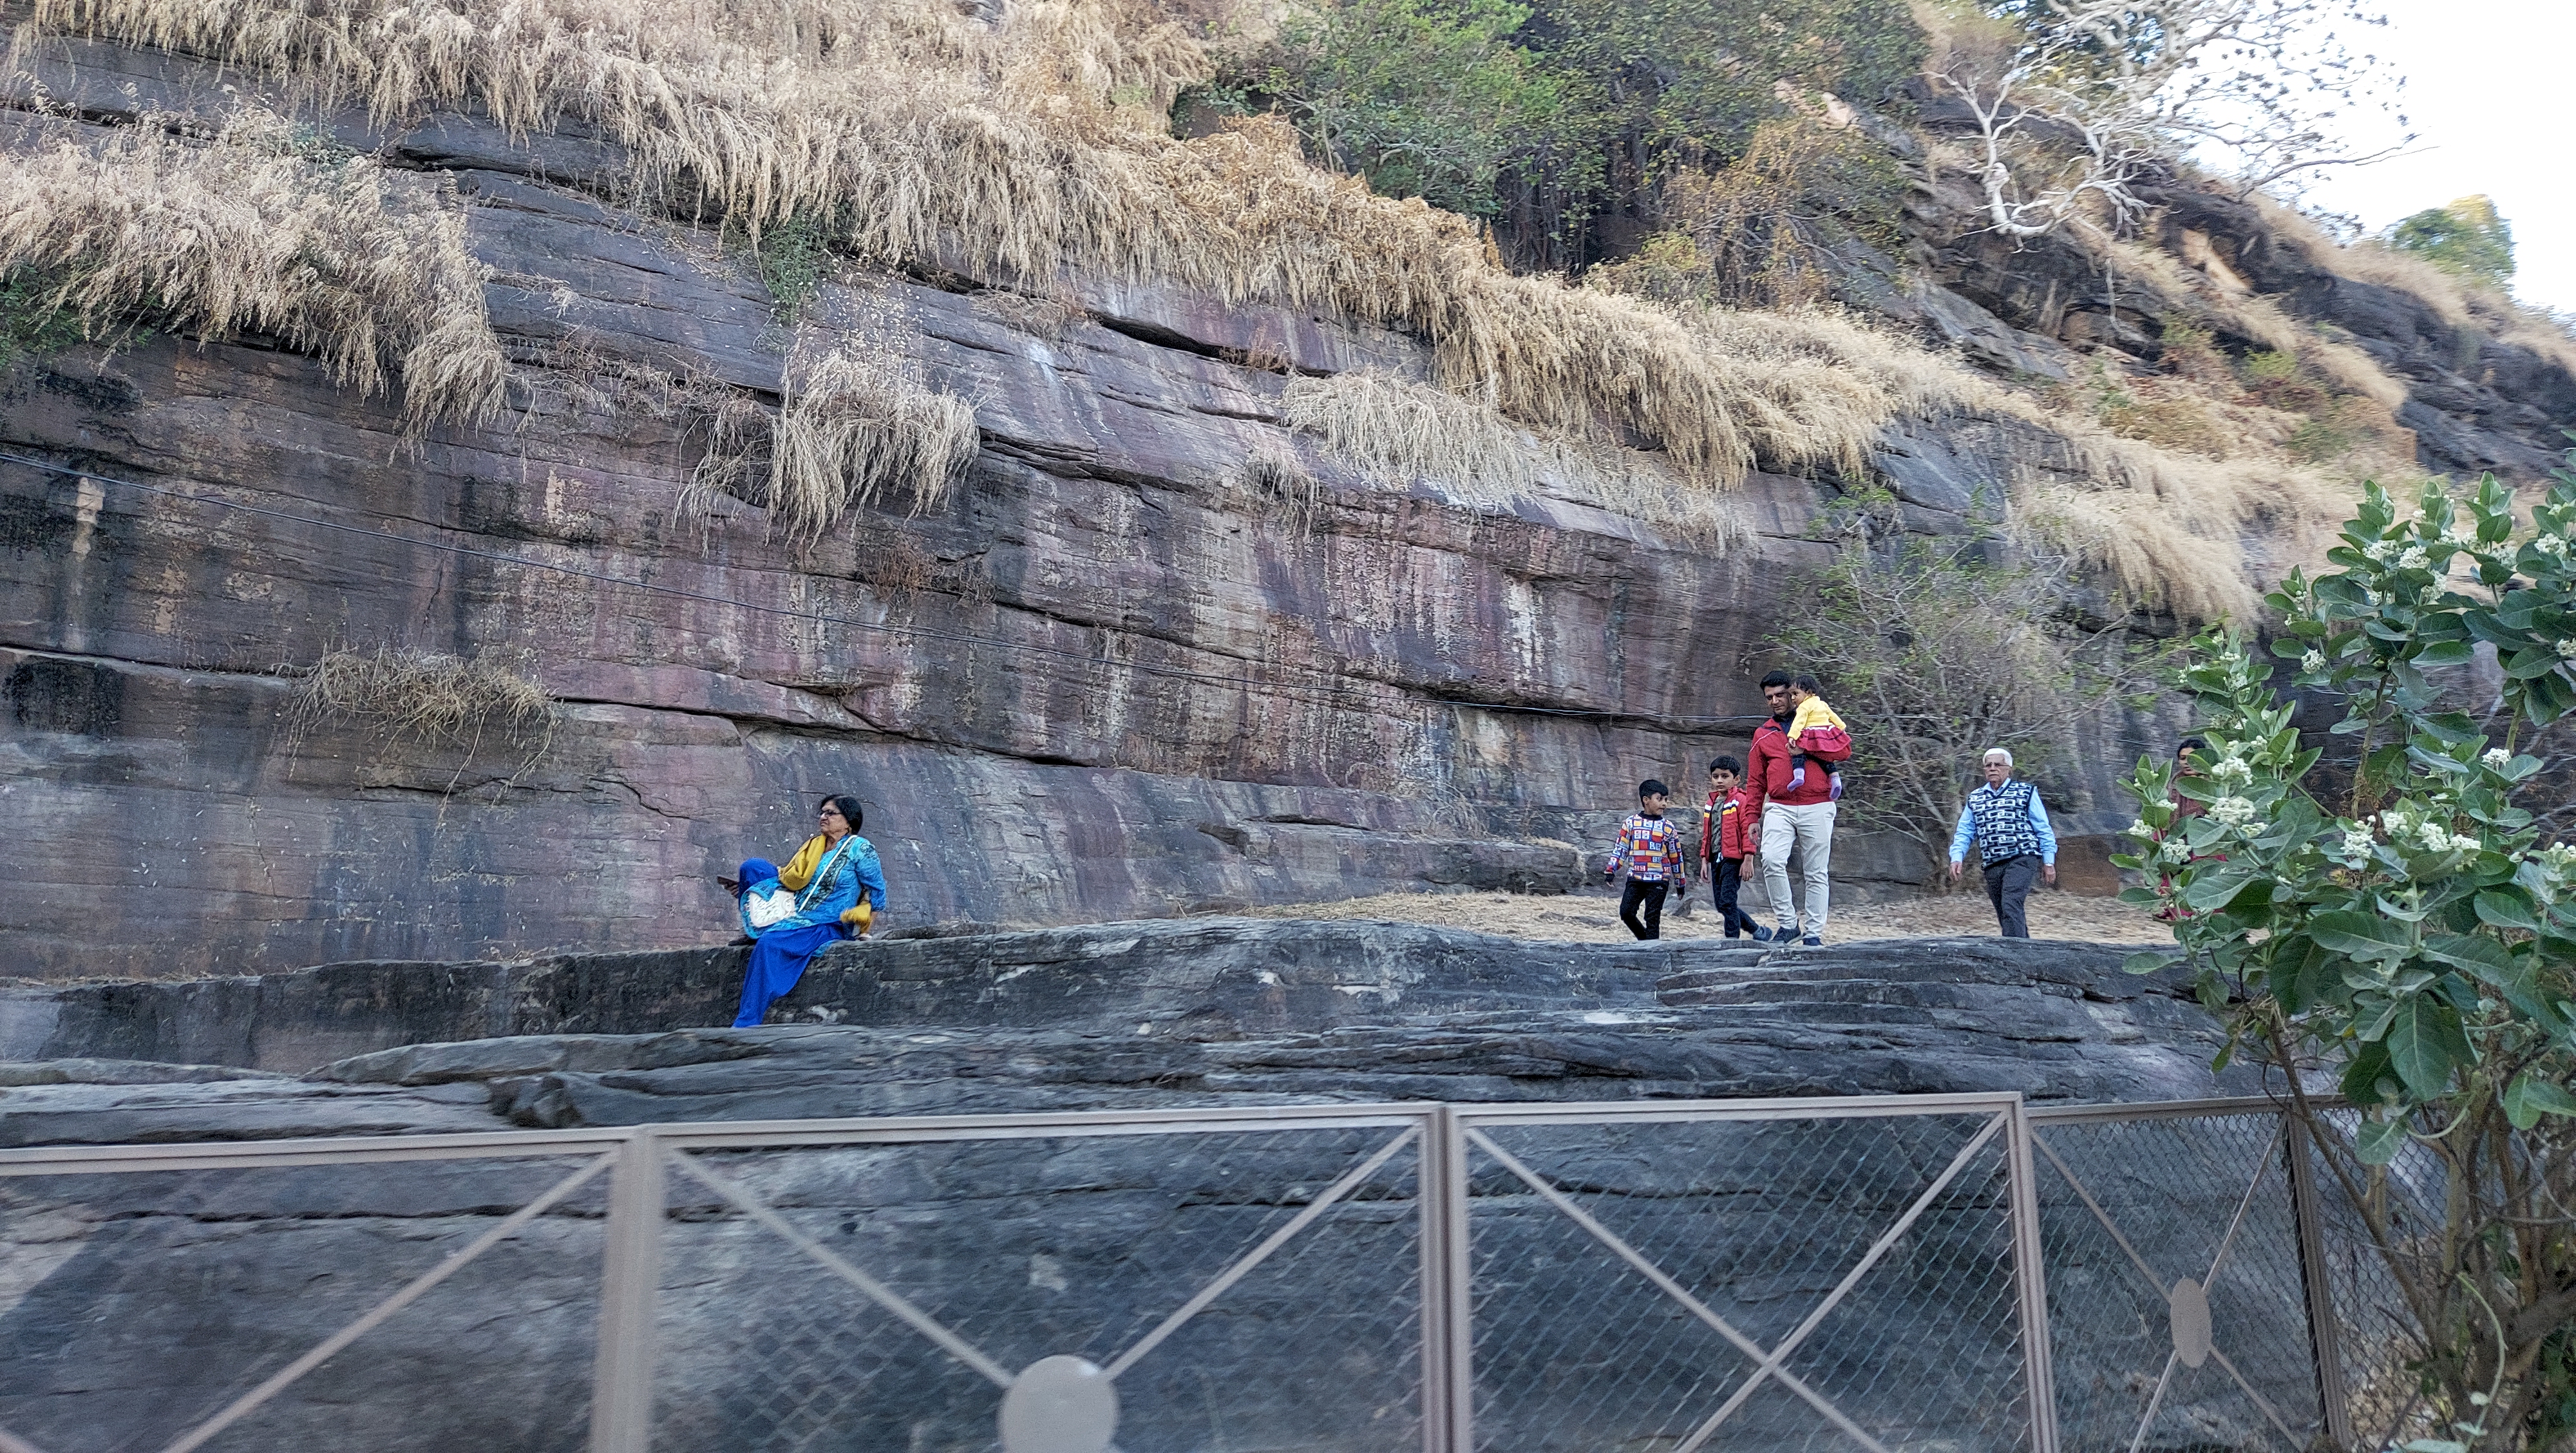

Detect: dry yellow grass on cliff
[0, 111, 505, 426]
[11, 0, 2371, 612]
[287, 645, 555, 783]
[2248, 196, 2576, 383]
[1281, 372, 1746, 546]
[770, 347, 980, 538]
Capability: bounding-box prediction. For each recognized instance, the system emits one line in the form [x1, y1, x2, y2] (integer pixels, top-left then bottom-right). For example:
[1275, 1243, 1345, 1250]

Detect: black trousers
[1620, 877, 1671, 940]
[1712, 859, 1756, 937]
[1984, 853, 2043, 938]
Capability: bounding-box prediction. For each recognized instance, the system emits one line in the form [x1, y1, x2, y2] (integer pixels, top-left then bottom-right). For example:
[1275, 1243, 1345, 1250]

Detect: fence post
[2284, 1114, 2356, 1450]
[1418, 1105, 1472, 1453]
[2006, 1099, 2060, 1453]
[589, 1127, 665, 1453]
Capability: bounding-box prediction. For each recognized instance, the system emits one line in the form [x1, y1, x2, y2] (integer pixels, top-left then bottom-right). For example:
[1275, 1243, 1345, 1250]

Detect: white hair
[1982, 747, 2014, 767]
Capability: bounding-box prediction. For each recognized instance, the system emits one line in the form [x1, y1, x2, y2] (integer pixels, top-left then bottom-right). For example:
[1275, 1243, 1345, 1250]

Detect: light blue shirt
[1949, 779, 2056, 866]
[781, 835, 889, 931]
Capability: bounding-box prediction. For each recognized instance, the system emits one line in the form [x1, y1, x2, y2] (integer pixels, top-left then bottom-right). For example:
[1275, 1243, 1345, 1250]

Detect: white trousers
[1759, 801, 1837, 937]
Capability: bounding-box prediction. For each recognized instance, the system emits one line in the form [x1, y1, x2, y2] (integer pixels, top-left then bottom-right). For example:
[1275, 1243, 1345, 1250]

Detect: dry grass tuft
[768, 347, 979, 540]
[1226, 439, 1321, 535]
[289, 644, 555, 784]
[1284, 371, 1745, 548]
[0, 110, 504, 426]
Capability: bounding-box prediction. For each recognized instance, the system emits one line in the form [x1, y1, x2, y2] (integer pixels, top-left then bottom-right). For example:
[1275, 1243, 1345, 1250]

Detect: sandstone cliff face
[3, 33, 2570, 978]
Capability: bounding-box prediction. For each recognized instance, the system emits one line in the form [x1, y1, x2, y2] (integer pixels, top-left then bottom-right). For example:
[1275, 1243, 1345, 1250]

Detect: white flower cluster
[2377, 806, 2478, 855]
[2302, 649, 2325, 674]
[2398, 546, 2430, 571]
[2159, 837, 2190, 864]
[2208, 796, 2257, 826]
[2483, 747, 2511, 769]
[2362, 538, 2396, 562]
[2536, 532, 2570, 558]
[2336, 824, 2377, 864]
[2419, 585, 2443, 605]
[2208, 754, 2254, 785]
[2127, 818, 2150, 840]
[2556, 638, 2576, 661]
[2362, 587, 2385, 607]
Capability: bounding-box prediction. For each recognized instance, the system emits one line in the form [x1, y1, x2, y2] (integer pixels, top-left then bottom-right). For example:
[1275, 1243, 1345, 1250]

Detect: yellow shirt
[1789, 696, 1846, 737]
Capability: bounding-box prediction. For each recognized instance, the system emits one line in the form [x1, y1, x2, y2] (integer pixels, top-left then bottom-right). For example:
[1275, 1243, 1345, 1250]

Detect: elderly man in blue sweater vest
[1946, 747, 2058, 938]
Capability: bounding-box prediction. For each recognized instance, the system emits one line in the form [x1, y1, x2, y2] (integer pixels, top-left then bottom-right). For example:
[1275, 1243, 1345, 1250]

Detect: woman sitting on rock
[732, 793, 887, 1027]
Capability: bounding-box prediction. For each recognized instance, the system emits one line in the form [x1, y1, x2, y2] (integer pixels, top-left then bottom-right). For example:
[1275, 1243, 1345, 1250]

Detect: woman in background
[731, 793, 887, 1027]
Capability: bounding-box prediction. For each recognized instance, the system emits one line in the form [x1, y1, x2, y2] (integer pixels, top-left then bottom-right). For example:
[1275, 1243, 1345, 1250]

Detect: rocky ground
[0, 921, 2302, 1453]
[1245, 884, 2175, 945]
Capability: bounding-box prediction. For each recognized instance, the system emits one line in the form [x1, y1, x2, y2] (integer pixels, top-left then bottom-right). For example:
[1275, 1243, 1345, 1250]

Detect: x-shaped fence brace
[2029, 1123, 2304, 1452]
[665, 1124, 1423, 1441]
[1463, 1108, 2012, 1453]
[0, 1150, 618, 1453]
[0, 1130, 1417, 1453]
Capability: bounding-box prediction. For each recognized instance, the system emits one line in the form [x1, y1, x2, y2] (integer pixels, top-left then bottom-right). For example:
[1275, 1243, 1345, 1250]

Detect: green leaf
[2383, 996, 2462, 1099]
[2307, 910, 2409, 960]
[2414, 640, 2476, 667]
[2423, 932, 2516, 979]
[2503, 1074, 2576, 1130]
[2181, 871, 2255, 913]
[2340, 1040, 2392, 1105]
[2356, 1117, 2410, 1164]
[2122, 951, 2179, 976]
[2472, 890, 2542, 933]
[2505, 646, 2562, 679]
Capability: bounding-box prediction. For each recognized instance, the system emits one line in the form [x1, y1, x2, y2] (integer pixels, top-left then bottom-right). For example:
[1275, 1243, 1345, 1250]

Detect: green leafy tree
[1255, 0, 1568, 220]
[2117, 469, 2576, 1450]
[1195, 0, 1921, 269]
[2387, 195, 2517, 291]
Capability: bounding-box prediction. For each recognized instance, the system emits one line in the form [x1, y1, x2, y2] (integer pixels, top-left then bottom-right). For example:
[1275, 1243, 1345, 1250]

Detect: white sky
[2295, 0, 2575, 314]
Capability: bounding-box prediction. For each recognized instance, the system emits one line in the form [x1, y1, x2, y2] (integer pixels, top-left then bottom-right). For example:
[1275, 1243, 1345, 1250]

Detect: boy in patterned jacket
[1605, 778, 1686, 940]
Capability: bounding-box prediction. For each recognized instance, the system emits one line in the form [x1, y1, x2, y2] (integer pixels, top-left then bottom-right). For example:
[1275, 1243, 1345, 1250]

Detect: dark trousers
[1983, 853, 2043, 938]
[1712, 859, 1756, 938]
[1620, 877, 1671, 940]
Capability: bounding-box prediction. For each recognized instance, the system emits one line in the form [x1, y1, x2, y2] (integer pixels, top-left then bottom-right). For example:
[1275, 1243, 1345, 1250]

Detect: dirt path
[1244, 884, 2174, 945]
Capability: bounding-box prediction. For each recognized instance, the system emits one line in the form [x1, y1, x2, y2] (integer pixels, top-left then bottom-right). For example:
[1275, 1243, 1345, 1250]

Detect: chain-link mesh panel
[651, 1125, 1423, 1452]
[2032, 1112, 2320, 1452]
[2302, 1113, 2443, 1449]
[1465, 1112, 2027, 1453]
[0, 1155, 608, 1453]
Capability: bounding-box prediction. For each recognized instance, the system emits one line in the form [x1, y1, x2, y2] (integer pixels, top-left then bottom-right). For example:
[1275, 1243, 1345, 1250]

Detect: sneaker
[1802, 935, 1823, 947]
[1752, 926, 1777, 942]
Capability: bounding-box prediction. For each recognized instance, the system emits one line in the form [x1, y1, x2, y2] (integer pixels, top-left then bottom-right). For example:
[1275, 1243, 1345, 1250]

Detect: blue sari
[731, 835, 886, 1027]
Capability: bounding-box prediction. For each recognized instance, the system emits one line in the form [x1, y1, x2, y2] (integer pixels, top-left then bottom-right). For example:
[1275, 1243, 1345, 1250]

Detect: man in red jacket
[1746, 670, 1850, 945]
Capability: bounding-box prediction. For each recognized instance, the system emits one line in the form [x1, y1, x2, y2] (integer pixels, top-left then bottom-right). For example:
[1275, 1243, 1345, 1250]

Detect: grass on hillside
[11, 0, 2503, 614]
[0, 109, 505, 427]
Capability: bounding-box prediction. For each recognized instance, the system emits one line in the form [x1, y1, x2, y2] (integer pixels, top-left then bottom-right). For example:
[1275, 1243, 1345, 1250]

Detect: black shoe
[1750, 926, 1775, 942]
[1803, 935, 1823, 947]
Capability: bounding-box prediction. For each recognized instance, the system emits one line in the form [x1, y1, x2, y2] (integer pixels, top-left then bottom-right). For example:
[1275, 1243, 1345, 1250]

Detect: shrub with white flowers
[2116, 467, 2576, 1451]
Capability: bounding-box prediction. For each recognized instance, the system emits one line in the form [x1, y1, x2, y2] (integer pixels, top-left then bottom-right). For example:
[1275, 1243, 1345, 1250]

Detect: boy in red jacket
[1698, 756, 1773, 941]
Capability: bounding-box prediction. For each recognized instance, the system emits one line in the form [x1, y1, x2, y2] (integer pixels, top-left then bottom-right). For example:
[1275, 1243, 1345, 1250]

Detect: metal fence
[0, 1094, 2416, 1453]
